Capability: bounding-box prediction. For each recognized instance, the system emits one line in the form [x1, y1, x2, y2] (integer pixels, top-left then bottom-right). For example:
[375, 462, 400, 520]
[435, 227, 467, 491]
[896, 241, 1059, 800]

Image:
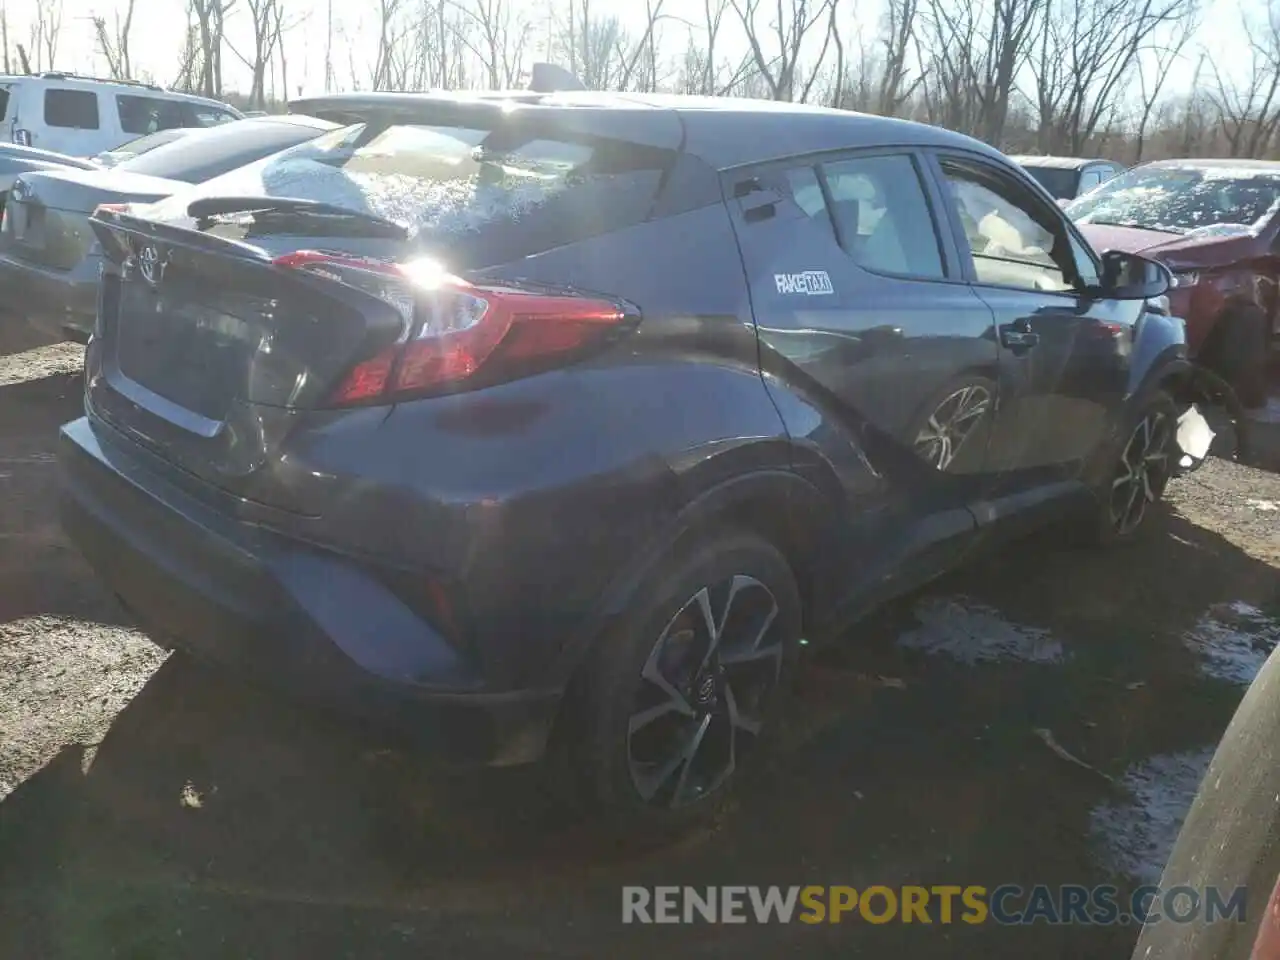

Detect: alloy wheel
[1110, 409, 1171, 535]
[913, 385, 992, 470]
[626, 575, 784, 809]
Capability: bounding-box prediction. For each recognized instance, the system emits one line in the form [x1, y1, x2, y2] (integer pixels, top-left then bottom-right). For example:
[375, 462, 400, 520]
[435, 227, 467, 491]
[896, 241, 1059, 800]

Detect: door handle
[999, 320, 1039, 351]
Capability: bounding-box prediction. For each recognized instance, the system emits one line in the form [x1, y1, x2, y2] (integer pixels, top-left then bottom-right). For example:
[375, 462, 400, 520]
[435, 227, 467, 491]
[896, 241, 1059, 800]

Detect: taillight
[273, 250, 632, 406]
[12, 128, 31, 146]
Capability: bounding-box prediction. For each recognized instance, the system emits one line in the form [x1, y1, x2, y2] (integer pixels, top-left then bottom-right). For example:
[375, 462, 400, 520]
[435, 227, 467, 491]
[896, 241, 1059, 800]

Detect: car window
[1079, 170, 1103, 193]
[44, 89, 100, 130]
[117, 94, 187, 135]
[0, 86, 11, 122]
[817, 154, 945, 279]
[940, 160, 1075, 293]
[1021, 165, 1077, 201]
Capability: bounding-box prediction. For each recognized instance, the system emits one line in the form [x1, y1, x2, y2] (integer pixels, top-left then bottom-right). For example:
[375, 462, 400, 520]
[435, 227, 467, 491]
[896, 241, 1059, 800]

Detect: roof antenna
[528, 63, 586, 93]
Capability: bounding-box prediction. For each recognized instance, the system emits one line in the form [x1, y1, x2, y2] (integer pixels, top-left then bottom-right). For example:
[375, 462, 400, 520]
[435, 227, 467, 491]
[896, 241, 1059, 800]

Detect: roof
[287, 90, 1005, 172]
[1139, 158, 1280, 171]
[0, 73, 240, 113]
[1008, 155, 1112, 170]
[237, 113, 333, 131]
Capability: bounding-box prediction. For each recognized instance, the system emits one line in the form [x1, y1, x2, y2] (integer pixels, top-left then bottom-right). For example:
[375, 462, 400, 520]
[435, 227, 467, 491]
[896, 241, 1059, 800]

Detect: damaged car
[60, 83, 1206, 831]
[1068, 159, 1280, 409]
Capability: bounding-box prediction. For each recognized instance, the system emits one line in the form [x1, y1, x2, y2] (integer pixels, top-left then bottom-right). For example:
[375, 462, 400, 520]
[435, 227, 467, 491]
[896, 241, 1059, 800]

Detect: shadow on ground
[1, 503, 1276, 959]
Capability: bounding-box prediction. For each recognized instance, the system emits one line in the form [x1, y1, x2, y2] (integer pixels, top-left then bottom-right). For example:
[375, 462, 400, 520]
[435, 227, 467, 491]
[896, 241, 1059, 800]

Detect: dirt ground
[0, 320, 1278, 959]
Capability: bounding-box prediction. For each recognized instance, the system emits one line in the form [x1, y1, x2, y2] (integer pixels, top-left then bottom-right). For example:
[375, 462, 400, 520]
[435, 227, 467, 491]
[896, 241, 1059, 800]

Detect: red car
[1069, 159, 1280, 408]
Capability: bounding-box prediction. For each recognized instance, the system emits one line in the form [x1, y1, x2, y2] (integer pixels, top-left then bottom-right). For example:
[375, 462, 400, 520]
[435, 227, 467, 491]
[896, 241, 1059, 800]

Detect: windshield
[1020, 165, 1079, 200]
[1066, 165, 1280, 234]
[151, 119, 672, 263]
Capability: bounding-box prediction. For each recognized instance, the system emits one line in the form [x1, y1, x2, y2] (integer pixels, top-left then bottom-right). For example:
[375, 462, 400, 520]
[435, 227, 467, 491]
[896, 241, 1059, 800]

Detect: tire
[1087, 389, 1177, 546]
[1205, 305, 1270, 410]
[561, 530, 801, 836]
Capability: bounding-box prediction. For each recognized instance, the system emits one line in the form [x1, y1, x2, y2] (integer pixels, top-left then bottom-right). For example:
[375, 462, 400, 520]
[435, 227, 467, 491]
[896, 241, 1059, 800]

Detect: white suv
[0, 72, 243, 157]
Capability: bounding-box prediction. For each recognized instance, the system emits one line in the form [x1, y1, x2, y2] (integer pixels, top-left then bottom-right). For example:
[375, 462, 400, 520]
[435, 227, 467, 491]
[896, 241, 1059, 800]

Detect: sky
[0, 0, 1260, 103]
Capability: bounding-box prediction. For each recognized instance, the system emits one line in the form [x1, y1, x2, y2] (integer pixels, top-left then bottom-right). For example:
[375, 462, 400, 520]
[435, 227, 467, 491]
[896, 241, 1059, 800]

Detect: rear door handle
[999, 320, 1039, 351]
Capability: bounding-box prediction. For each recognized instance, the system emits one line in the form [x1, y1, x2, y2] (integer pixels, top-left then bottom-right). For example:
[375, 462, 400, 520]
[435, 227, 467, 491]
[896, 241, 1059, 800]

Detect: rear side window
[0, 86, 11, 122]
[1079, 169, 1103, 193]
[813, 154, 945, 279]
[117, 95, 186, 135]
[44, 89, 100, 129]
[172, 121, 674, 266]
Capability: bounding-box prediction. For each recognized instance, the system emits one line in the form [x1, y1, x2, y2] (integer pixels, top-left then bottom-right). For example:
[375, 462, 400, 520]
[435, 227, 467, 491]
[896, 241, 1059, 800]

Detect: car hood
[14, 167, 191, 213]
[1076, 222, 1263, 269]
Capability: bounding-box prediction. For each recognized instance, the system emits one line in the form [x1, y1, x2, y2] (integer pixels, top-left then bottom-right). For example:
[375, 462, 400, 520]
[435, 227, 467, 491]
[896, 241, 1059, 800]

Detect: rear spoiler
[287, 64, 588, 124]
[285, 68, 682, 151]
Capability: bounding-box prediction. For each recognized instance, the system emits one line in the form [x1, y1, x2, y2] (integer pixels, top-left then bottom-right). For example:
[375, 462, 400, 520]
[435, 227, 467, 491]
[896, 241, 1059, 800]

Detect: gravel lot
[0, 321, 1277, 959]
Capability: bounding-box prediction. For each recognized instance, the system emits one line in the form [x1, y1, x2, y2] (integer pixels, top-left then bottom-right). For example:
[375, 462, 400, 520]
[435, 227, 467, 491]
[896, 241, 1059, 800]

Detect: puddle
[1090, 748, 1215, 885]
[1183, 601, 1280, 686]
[895, 595, 1066, 665]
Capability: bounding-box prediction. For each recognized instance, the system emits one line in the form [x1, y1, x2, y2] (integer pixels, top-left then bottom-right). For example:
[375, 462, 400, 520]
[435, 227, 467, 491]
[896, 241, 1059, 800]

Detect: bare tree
[1133, 7, 1197, 161]
[92, 0, 136, 80]
[1030, 0, 1196, 155]
[876, 0, 921, 115]
[172, 5, 202, 93]
[1, 4, 10, 74]
[732, 0, 841, 102]
[677, 0, 754, 96]
[227, 0, 282, 107]
[1205, 1, 1280, 157]
[30, 0, 63, 71]
[323, 0, 334, 92]
[449, 0, 528, 89]
[190, 0, 235, 97]
[920, 0, 1044, 143]
[548, 0, 672, 92]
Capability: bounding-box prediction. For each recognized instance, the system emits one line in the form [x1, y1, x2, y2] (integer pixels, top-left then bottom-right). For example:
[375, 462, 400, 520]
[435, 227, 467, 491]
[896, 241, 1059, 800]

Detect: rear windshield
[1020, 165, 1079, 200]
[116, 118, 332, 184]
[166, 120, 674, 263]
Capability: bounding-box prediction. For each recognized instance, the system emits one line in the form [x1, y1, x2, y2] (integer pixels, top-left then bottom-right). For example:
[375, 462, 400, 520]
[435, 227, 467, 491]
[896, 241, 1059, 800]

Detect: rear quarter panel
[267, 203, 809, 689]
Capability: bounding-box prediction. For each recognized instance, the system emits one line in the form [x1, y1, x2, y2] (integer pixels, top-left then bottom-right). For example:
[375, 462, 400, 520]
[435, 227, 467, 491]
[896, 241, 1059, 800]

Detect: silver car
[0, 114, 334, 343]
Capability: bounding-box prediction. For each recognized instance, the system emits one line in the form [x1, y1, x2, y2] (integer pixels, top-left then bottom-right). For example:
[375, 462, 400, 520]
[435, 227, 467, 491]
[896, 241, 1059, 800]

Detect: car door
[723, 149, 1001, 603]
[926, 151, 1142, 520]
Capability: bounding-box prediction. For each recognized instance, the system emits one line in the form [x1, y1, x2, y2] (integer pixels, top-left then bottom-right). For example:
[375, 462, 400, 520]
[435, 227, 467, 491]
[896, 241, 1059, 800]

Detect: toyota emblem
[138, 244, 165, 288]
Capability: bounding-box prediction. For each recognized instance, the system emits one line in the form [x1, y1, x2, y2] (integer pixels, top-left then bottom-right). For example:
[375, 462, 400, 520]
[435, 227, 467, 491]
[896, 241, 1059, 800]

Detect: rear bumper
[58, 415, 562, 766]
[0, 250, 98, 343]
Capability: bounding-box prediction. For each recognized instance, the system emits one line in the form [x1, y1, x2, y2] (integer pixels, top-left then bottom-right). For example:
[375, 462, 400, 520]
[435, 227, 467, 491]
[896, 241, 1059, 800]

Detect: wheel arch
[550, 462, 837, 691]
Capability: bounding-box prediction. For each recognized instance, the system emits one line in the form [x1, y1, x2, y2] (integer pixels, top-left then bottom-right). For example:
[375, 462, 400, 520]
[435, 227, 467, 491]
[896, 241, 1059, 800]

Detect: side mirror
[1098, 250, 1171, 300]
